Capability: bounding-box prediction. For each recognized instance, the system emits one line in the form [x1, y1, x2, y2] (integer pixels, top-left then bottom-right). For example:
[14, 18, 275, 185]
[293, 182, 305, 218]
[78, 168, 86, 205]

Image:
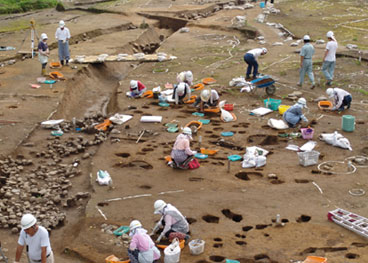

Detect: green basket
[113, 226, 130, 236]
[264, 98, 281, 111]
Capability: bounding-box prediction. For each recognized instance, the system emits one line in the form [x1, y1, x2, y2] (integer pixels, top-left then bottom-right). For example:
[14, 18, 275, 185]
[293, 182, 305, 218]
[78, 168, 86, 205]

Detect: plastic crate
[297, 151, 320, 167]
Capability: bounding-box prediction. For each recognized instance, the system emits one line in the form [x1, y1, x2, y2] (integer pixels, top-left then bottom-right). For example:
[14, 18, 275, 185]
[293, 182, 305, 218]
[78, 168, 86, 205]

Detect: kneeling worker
[283, 98, 308, 128]
[172, 82, 191, 105]
[129, 80, 147, 98]
[193, 88, 219, 112]
[170, 127, 196, 169]
[326, 88, 352, 112]
[151, 200, 190, 243]
[128, 220, 160, 263]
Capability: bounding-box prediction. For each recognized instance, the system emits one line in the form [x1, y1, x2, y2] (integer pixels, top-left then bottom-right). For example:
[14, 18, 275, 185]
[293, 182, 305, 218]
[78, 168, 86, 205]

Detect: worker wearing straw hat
[193, 87, 219, 112]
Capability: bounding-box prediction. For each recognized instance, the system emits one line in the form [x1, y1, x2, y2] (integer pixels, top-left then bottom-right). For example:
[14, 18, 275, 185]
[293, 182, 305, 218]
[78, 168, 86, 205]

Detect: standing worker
[14, 214, 54, 263]
[151, 200, 190, 243]
[128, 220, 161, 263]
[283, 98, 308, 128]
[193, 87, 220, 112]
[172, 82, 191, 105]
[38, 33, 49, 76]
[176, 71, 193, 86]
[298, 35, 315, 89]
[326, 88, 352, 112]
[243, 48, 267, 80]
[322, 31, 338, 86]
[169, 127, 196, 169]
[55, 20, 71, 66]
[129, 80, 147, 98]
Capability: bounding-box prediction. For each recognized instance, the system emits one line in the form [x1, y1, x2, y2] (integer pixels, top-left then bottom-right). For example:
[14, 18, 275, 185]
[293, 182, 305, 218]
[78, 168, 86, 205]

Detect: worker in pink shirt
[129, 80, 147, 98]
[128, 220, 160, 263]
[169, 127, 196, 169]
[150, 200, 190, 243]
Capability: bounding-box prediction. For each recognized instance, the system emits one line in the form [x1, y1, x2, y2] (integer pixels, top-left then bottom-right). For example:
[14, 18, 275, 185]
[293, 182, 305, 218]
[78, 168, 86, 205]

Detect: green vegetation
[0, 0, 58, 14]
[358, 89, 368, 96]
[0, 19, 31, 33]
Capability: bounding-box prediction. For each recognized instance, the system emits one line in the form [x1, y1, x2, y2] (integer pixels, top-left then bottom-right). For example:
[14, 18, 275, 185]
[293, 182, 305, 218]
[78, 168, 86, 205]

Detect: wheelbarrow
[250, 75, 276, 95]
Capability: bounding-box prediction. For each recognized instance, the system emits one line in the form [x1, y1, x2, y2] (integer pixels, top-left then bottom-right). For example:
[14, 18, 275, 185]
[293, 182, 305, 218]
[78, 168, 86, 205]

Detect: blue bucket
[260, 2, 265, 8]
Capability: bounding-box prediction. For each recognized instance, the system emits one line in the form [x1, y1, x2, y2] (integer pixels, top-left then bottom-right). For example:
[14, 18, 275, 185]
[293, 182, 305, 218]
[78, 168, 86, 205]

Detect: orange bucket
[192, 83, 205, 90]
[318, 101, 333, 110]
[49, 71, 65, 80]
[142, 90, 154, 98]
[202, 77, 216, 85]
[105, 255, 130, 263]
[303, 256, 327, 263]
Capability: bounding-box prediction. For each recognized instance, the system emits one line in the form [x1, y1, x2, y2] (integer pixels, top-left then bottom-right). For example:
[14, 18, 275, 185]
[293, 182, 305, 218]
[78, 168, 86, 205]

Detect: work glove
[156, 233, 164, 243]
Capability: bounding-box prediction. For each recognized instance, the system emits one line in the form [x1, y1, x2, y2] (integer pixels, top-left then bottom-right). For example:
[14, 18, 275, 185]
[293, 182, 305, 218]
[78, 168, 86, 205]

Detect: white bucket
[188, 239, 205, 255]
[164, 238, 181, 263]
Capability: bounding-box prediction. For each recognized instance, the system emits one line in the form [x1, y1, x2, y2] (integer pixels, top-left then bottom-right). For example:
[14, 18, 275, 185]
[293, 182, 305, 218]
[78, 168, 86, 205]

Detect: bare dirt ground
[1, 0, 368, 263]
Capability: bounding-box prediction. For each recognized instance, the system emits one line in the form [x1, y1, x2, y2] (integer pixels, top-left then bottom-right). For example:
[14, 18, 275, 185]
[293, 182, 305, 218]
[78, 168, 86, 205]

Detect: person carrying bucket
[129, 80, 147, 98]
[151, 200, 190, 243]
[243, 47, 267, 80]
[169, 127, 196, 169]
[283, 98, 309, 128]
[38, 33, 49, 76]
[326, 88, 352, 112]
[128, 220, 161, 263]
[193, 87, 219, 112]
[172, 82, 191, 105]
[176, 70, 193, 86]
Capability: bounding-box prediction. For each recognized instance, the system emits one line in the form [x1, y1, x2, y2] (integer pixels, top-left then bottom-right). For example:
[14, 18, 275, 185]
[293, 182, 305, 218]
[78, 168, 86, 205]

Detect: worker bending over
[172, 82, 191, 105]
[129, 80, 146, 98]
[176, 71, 193, 86]
[170, 127, 196, 169]
[243, 47, 267, 80]
[151, 200, 190, 243]
[193, 88, 219, 112]
[283, 98, 308, 128]
[326, 88, 352, 112]
[128, 220, 160, 263]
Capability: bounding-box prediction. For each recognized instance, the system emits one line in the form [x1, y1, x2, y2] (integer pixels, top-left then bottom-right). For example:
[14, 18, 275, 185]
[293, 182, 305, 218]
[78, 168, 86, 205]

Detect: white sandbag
[109, 114, 132, 125]
[41, 119, 64, 129]
[221, 109, 234, 122]
[319, 131, 352, 151]
[251, 107, 273, 116]
[96, 170, 112, 186]
[140, 116, 162, 123]
[267, 118, 289, 130]
[242, 146, 268, 168]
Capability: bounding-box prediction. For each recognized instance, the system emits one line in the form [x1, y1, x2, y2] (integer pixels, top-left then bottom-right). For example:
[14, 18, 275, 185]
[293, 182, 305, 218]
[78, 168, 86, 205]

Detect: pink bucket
[301, 128, 314, 140]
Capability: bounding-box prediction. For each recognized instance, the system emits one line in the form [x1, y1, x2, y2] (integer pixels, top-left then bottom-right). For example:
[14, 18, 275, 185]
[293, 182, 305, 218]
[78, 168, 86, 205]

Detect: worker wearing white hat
[128, 220, 160, 263]
[38, 33, 49, 76]
[283, 98, 309, 128]
[15, 214, 54, 263]
[243, 47, 267, 80]
[169, 127, 196, 169]
[176, 70, 193, 86]
[322, 31, 338, 86]
[326, 88, 351, 111]
[129, 80, 147, 98]
[151, 200, 190, 243]
[298, 35, 315, 89]
[193, 87, 220, 112]
[55, 20, 71, 66]
[172, 82, 191, 105]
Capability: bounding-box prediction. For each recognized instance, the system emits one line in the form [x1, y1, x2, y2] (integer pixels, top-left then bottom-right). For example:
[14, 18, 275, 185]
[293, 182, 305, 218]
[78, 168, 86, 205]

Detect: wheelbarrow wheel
[266, 84, 276, 95]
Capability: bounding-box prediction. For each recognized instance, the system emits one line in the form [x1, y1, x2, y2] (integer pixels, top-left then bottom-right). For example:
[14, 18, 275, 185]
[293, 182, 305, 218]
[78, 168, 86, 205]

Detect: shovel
[0, 242, 8, 263]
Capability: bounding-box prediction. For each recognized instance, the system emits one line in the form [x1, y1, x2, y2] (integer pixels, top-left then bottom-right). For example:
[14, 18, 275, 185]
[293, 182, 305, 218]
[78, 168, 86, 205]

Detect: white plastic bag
[319, 131, 352, 151]
[242, 146, 269, 168]
[221, 109, 234, 122]
[41, 119, 64, 129]
[96, 170, 112, 186]
[267, 118, 289, 130]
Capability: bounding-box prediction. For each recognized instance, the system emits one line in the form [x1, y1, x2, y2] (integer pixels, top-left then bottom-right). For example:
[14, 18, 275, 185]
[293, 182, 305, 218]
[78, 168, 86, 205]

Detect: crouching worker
[151, 200, 190, 243]
[170, 127, 196, 169]
[129, 80, 146, 98]
[176, 70, 193, 86]
[283, 98, 308, 128]
[128, 220, 161, 263]
[172, 82, 191, 105]
[193, 87, 219, 112]
[326, 88, 352, 112]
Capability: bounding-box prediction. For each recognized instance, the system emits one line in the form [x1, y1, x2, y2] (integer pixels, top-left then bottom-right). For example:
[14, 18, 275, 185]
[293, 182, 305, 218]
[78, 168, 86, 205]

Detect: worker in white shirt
[193, 88, 220, 112]
[326, 88, 352, 112]
[176, 71, 193, 86]
[243, 48, 267, 80]
[322, 31, 338, 86]
[172, 82, 191, 105]
[55, 20, 71, 66]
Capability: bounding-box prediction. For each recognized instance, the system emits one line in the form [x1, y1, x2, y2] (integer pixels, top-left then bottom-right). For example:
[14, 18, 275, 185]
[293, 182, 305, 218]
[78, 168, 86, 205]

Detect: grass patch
[0, 0, 58, 14]
[358, 89, 368, 96]
[0, 19, 32, 33]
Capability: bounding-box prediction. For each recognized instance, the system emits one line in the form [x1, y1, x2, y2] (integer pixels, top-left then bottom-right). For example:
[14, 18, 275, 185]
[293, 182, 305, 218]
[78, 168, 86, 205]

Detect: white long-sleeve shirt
[331, 88, 351, 109]
[55, 27, 71, 41]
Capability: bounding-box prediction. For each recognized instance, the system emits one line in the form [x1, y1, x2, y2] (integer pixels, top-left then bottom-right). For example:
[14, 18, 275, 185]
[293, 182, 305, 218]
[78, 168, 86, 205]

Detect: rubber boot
[42, 68, 47, 76]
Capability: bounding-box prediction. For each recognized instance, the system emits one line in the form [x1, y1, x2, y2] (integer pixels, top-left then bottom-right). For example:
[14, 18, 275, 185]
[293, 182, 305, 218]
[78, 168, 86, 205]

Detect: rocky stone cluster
[101, 223, 130, 248]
